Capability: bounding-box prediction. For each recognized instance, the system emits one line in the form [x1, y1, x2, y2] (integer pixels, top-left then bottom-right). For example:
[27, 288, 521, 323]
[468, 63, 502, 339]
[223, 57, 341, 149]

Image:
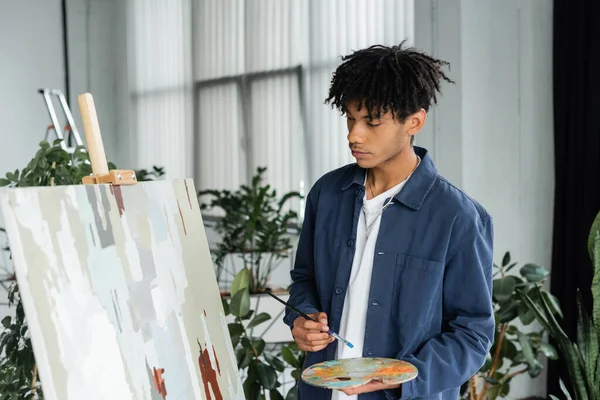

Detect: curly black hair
[325, 41, 454, 143]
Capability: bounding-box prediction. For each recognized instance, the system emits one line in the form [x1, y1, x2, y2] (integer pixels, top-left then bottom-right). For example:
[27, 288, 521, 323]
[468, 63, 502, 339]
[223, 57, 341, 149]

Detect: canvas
[0, 179, 244, 400]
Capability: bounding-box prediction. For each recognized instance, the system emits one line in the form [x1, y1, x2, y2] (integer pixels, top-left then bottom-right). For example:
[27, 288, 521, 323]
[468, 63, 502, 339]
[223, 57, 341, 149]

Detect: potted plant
[198, 167, 302, 343]
[224, 267, 305, 400]
[520, 210, 600, 399]
[461, 252, 560, 400]
[0, 139, 164, 399]
[198, 166, 302, 294]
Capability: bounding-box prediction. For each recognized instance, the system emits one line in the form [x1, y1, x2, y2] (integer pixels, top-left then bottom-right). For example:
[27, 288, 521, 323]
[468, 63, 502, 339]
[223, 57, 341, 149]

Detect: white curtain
[127, 0, 194, 180]
[127, 0, 414, 207]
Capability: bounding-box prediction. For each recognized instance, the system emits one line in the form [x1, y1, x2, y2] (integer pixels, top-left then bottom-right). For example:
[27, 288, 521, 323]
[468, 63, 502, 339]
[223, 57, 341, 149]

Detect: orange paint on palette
[302, 358, 418, 390]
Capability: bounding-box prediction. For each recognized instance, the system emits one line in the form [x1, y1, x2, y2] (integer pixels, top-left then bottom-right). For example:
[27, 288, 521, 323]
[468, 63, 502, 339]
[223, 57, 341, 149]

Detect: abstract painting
[0, 180, 244, 400]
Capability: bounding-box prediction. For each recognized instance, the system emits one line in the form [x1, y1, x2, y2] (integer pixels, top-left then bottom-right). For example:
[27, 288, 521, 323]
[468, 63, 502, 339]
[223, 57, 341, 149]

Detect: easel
[77, 93, 137, 186]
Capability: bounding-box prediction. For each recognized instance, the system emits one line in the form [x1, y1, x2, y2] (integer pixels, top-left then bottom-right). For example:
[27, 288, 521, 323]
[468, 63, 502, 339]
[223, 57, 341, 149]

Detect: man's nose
[347, 125, 366, 144]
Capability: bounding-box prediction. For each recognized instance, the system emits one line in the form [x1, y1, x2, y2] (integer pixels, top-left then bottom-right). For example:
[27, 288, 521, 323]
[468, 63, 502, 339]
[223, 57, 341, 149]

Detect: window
[127, 0, 414, 215]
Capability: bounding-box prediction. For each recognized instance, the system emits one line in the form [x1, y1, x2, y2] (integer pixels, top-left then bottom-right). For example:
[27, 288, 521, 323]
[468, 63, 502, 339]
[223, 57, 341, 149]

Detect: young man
[283, 42, 495, 400]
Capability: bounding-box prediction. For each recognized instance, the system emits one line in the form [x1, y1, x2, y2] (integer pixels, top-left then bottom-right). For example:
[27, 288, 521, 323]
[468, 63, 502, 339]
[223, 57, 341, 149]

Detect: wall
[66, 0, 129, 168]
[0, 0, 66, 181]
[0, 0, 125, 175]
[0, 0, 67, 318]
[0, 0, 127, 318]
[415, 0, 554, 398]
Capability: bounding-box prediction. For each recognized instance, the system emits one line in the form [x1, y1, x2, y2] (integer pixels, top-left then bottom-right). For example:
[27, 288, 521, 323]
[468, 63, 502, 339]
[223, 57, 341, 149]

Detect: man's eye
[367, 122, 381, 127]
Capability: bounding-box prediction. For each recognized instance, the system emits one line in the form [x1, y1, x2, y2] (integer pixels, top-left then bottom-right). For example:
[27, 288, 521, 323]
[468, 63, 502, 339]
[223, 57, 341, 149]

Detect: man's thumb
[316, 312, 328, 324]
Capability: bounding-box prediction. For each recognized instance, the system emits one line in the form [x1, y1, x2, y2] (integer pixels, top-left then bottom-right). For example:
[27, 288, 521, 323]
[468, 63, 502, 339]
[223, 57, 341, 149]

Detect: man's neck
[366, 148, 419, 198]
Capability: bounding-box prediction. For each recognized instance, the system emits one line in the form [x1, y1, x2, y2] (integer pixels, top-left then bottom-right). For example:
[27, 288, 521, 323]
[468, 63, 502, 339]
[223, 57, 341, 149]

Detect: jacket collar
[340, 146, 438, 210]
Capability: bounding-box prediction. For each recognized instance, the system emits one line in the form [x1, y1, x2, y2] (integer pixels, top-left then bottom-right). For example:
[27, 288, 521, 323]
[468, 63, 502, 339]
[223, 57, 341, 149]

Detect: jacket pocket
[392, 254, 444, 329]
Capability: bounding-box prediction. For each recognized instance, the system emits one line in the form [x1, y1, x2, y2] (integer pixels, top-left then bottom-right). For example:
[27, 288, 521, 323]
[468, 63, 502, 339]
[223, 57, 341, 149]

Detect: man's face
[345, 100, 412, 169]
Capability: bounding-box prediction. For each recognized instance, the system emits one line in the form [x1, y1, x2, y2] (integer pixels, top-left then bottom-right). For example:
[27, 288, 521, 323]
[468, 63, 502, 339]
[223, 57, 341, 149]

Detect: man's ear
[405, 109, 427, 137]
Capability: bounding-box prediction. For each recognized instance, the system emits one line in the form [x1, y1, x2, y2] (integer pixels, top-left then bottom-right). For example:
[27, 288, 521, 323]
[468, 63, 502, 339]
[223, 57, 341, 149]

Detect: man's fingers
[295, 335, 335, 352]
[292, 328, 334, 342]
[302, 319, 328, 332]
[301, 337, 333, 346]
[306, 313, 330, 331]
[304, 331, 330, 342]
[297, 341, 331, 352]
[291, 314, 335, 352]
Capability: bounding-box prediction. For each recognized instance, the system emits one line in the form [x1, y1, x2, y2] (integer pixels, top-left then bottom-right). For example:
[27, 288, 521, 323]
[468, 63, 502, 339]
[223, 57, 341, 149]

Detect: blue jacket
[283, 146, 494, 400]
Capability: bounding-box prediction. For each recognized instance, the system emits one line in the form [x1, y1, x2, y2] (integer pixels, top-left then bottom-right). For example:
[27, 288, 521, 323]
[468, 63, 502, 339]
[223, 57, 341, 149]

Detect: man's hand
[339, 380, 401, 396]
[291, 312, 335, 352]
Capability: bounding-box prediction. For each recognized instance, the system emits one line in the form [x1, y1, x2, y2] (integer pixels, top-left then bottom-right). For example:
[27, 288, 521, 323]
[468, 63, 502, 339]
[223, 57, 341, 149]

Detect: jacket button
[367, 351, 373, 356]
[371, 300, 379, 307]
[335, 287, 343, 295]
[347, 239, 354, 247]
[355, 189, 360, 194]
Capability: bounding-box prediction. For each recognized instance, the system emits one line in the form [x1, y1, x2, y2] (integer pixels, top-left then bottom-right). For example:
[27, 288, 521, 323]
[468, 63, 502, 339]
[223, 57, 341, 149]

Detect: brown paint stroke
[197, 339, 223, 400]
[185, 181, 192, 209]
[110, 185, 125, 216]
[212, 345, 221, 375]
[177, 200, 187, 235]
[152, 366, 167, 399]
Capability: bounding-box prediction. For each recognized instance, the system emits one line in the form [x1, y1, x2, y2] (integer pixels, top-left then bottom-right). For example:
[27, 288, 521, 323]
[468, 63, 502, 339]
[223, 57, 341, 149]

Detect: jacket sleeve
[386, 215, 495, 399]
[283, 185, 321, 328]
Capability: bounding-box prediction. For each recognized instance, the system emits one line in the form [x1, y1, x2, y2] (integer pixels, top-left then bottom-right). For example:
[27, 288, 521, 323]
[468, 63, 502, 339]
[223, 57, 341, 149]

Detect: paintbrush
[263, 289, 354, 349]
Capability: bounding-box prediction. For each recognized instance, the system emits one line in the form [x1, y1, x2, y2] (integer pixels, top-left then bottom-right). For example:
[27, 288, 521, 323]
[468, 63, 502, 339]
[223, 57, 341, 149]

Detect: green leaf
[0, 178, 10, 186]
[264, 352, 286, 372]
[246, 360, 259, 383]
[590, 222, 600, 348]
[595, 353, 600, 397]
[576, 290, 598, 394]
[520, 264, 549, 283]
[221, 297, 230, 316]
[251, 338, 265, 357]
[241, 309, 255, 321]
[559, 377, 573, 400]
[505, 262, 518, 273]
[228, 322, 244, 347]
[228, 322, 244, 336]
[229, 288, 250, 318]
[493, 277, 518, 303]
[1, 317, 11, 329]
[286, 385, 298, 400]
[282, 346, 300, 368]
[541, 291, 563, 318]
[501, 252, 511, 267]
[247, 312, 271, 329]
[257, 362, 278, 389]
[517, 331, 542, 377]
[498, 336, 518, 361]
[270, 389, 285, 400]
[236, 347, 253, 369]
[243, 376, 261, 400]
[497, 302, 519, 323]
[231, 268, 251, 295]
[539, 342, 559, 360]
[588, 210, 600, 261]
[518, 301, 536, 325]
[485, 383, 503, 400]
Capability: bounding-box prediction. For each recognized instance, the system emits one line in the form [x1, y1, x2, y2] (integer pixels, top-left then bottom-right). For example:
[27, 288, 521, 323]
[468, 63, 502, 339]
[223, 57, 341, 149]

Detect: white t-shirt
[331, 177, 408, 400]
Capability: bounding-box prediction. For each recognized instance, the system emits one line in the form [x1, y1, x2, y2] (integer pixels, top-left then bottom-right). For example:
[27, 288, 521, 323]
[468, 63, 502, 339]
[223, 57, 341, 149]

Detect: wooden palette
[301, 358, 418, 390]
